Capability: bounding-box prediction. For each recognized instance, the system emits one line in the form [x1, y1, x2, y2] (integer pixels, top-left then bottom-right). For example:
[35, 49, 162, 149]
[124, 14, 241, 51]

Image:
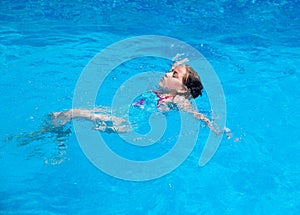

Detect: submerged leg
[4, 108, 130, 148]
[51, 108, 131, 133]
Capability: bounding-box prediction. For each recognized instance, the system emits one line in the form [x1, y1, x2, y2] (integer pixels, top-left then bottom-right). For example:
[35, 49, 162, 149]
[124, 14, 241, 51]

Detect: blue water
[1, 0, 299, 214]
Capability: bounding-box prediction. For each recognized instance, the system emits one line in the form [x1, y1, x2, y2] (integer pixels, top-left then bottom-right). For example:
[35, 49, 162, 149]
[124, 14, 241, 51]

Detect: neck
[154, 89, 190, 99]
[154, 90, 174, 97]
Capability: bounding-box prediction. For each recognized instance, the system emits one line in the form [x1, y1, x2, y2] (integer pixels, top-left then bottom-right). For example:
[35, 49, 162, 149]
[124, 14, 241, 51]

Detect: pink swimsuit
[133, 91, 171, 108]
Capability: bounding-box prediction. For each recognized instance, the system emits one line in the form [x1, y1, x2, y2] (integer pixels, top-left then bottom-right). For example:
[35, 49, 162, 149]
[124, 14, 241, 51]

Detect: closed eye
[172, 69, 178, 78]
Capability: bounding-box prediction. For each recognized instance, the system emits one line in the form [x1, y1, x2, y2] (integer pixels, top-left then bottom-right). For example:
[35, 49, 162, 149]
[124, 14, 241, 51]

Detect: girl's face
[159, 65, 188, 93]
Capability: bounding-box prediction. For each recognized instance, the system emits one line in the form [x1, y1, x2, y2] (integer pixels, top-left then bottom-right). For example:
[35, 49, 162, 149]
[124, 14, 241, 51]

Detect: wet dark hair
[183, 65, 203, 98]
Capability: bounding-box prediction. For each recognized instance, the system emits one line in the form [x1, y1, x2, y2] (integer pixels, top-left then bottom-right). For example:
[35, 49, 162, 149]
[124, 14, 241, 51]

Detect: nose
[165, 72, 171, 78]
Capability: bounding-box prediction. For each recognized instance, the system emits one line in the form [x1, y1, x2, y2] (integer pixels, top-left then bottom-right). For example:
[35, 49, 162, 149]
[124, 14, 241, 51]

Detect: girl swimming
[51, 58, 217, 133]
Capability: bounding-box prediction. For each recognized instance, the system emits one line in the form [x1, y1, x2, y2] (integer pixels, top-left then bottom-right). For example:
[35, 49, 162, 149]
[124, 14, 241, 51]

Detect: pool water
[0, 0, 299, 214]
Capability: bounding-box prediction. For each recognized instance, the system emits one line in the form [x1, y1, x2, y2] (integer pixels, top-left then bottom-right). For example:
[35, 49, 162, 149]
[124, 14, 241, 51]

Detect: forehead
[174, 65, 187, 74]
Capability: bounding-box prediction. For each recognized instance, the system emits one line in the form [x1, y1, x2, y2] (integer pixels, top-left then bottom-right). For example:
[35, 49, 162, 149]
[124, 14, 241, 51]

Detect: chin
[158, 81, 163, 88]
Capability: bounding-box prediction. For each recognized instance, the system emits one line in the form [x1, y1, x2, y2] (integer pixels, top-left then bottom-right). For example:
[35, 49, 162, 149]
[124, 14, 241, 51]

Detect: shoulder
[157, 94, 191, 110]
[172, 95, 191, 106]
[172, 95, 195, 112]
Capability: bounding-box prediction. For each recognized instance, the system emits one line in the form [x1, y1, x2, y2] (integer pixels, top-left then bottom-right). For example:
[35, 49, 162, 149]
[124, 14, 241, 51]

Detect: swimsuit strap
[153, 91, 171, 105]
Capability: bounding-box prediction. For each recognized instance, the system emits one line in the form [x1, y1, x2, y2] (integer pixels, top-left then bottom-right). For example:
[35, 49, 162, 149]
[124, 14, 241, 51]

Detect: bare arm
[176, 99, 232, 137]
[172, 96, 220, 134]
[193, 112, 212, 126]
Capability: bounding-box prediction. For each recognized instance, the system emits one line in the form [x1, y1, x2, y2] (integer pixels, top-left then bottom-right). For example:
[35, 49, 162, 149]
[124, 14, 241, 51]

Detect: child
[51, 58, 217, 133]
